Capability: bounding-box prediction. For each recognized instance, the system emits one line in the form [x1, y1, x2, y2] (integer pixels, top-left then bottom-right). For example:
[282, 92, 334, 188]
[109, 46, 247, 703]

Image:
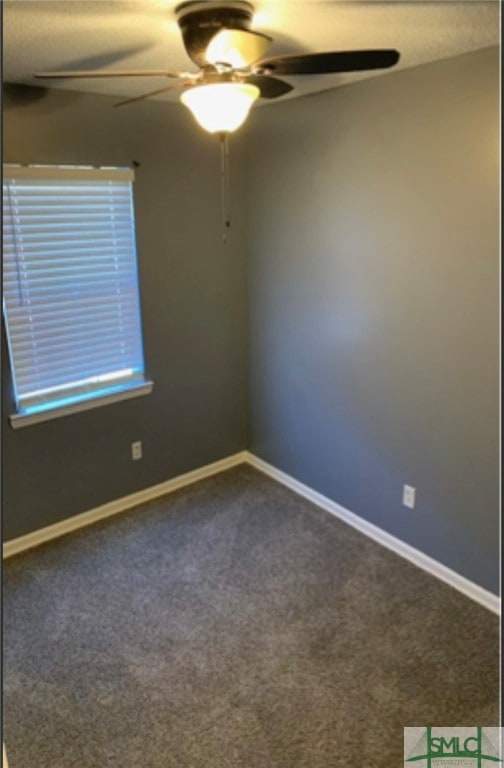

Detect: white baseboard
[245, 452, 501, 615]
[2, 451, 248, 559]
[4, 448, 499, 615]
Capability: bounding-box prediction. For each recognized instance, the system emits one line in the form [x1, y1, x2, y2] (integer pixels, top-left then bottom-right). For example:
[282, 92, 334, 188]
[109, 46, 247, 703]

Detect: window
[2, 164, 152, 428]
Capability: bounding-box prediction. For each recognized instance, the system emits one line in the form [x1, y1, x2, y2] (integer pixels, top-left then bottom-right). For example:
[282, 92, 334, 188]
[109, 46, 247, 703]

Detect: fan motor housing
[176, 1, 255, 67]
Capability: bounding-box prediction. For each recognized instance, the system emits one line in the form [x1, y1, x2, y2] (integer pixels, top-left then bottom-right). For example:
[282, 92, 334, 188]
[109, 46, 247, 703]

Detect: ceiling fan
[34, 0, 400, 134]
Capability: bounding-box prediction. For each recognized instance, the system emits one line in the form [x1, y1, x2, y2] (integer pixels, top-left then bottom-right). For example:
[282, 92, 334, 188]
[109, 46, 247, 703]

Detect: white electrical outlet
[131, 441, 142, 461]
[402, 484, 416, 509]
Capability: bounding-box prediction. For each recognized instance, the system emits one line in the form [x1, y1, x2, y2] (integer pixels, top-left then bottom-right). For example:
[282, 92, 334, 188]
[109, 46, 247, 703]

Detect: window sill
[9, 380, 154, 429]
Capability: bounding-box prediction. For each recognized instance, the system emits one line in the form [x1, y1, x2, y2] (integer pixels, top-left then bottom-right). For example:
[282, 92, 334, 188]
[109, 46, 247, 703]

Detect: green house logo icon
[406, 727, 502, 766]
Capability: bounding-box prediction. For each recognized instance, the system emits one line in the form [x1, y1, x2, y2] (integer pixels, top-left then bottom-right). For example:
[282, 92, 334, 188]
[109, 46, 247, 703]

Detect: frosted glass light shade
[180, 83, 259, 133]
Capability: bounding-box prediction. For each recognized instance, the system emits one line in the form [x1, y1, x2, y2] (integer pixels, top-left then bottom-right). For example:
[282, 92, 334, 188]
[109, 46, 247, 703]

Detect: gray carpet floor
[3, 465, 500, 767]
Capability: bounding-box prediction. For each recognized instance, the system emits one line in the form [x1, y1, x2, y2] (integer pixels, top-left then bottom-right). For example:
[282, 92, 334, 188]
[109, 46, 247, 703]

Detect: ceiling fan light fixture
[180, 82, 259, 133]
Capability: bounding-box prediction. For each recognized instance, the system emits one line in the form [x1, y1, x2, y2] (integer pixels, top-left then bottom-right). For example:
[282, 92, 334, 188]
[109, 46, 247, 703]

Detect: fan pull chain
[219, 131, 231, 243]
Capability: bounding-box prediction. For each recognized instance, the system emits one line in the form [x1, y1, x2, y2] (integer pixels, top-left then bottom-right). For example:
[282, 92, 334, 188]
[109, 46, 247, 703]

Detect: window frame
[2, 163, 153, 429]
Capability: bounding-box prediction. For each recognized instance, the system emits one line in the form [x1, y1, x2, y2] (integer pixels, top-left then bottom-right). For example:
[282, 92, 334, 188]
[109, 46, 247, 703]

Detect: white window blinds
[3, 165, 149, 420]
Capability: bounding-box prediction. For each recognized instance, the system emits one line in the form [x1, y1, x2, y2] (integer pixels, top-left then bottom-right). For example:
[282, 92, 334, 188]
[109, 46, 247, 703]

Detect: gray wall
[246, 47, 500, 594]
[2, 85, 248, 540]
[2, 48, 499, 596]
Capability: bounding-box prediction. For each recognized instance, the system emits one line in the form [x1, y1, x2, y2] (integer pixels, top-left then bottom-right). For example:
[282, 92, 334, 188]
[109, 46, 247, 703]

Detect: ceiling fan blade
[34, 69, 187, 79]
[114, 82, 191, 108]
[254, 49, 400, 76]
[243, 74, 293, 99]
[205, 29, 272, 68]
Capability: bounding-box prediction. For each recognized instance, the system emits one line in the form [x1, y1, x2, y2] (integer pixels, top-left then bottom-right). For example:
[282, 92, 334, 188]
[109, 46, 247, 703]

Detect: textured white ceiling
[2, 0, 500, 105]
